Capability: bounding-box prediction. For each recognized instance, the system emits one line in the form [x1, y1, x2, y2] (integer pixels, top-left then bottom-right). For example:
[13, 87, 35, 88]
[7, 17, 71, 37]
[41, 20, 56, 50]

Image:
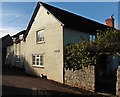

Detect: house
[6, 2, 119, 92]
[1, 34, 13, 67]
[6, 30, 26, 68]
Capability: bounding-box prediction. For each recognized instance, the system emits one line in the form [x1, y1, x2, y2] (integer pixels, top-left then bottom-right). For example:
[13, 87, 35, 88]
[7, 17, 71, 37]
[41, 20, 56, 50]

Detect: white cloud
[0, 12, 21, 18]
[0, 27, 22, 38]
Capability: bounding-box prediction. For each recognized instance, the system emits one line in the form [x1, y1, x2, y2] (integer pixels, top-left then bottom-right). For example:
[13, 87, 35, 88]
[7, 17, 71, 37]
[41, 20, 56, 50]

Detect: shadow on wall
[4, 51, 40, 77]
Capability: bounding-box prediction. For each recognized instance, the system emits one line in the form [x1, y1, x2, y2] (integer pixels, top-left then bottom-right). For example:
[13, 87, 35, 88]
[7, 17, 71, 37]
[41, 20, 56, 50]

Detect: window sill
[32, 65, 44, 68]
[37, 41, 45, 44]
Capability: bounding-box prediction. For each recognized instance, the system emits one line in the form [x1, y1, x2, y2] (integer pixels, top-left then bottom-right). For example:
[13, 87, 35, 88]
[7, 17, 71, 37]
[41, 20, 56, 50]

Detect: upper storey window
[89, 35, 95, 42]
[36, 29, 44, 43]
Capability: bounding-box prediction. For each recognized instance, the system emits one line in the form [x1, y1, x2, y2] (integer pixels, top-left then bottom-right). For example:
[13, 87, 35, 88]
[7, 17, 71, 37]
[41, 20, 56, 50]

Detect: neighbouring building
[5, 2, 120, 94]
[1, 34, 13, 67]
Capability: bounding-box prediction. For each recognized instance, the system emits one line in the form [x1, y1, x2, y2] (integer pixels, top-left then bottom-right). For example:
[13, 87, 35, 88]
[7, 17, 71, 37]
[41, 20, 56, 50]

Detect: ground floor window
[32, 54, 44, 67]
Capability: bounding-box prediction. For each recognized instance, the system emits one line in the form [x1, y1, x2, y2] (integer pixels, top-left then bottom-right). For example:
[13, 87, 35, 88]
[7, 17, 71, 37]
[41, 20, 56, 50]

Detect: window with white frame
[36, 29, 44, 43]
[32, 54, 44, 67]
[89, 35, 95, 42]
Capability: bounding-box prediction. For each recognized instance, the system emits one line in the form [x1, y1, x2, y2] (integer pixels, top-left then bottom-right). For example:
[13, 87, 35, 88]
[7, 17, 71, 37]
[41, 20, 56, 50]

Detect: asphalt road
[2, 67, 105, 97]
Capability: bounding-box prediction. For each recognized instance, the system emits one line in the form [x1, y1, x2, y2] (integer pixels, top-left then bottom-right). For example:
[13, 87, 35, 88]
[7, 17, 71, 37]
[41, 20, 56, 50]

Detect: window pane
[36, 55, 39, 58]
[36, 62, 39, 65]
[33, 61, 35, 65]
[33, 56, 35, 61]
[32, 55, 35, 65]
[40, 62, 43, 66]
[40, 55, 43, 66]
[89, 35, 92, 41]
[93, 35, 95, 41]
[40, 55, 43, 59]
[36, 58, 39, 62]
[39, 30, 44, 37]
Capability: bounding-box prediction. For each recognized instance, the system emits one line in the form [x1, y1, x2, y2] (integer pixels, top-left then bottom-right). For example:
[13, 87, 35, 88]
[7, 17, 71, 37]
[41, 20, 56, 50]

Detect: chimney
[105, 15, 115, 28]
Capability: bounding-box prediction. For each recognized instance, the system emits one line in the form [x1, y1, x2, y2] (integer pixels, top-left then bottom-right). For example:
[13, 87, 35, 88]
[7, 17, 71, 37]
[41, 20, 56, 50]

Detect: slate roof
[41, 2, 110, 32]
[25, 2, 111, 38]
[12, 30, 26, 39]
[1, 34, 13, 48]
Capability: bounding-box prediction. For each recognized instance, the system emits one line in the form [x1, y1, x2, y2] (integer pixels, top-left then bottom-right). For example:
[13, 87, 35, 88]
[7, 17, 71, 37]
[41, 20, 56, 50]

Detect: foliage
[64, 29, 120, 70]
[95, 29, 120, 54]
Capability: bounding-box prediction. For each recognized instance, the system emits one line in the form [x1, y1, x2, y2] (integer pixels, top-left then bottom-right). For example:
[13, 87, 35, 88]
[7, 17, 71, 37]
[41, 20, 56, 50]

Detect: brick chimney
[105, 15, 115, 28]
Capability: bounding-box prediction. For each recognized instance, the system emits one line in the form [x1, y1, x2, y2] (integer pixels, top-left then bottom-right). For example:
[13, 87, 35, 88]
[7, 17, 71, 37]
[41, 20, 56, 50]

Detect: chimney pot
[105, 15, 114, 28]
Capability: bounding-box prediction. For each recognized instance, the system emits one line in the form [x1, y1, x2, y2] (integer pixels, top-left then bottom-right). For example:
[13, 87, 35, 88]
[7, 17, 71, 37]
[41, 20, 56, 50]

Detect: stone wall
[116, 66, 120, 96]
[64, 65, 95, 91]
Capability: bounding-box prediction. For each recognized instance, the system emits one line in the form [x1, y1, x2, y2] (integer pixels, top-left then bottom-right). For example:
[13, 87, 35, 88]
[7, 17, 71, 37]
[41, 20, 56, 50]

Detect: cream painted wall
[24, 5, 64, 83]
[64, 27, 90, 45]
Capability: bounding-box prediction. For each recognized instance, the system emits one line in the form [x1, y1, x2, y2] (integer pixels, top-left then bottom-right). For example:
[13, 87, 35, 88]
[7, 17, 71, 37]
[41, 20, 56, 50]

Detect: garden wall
[116, 66, 120, 96]
[64, 65, 95, 91]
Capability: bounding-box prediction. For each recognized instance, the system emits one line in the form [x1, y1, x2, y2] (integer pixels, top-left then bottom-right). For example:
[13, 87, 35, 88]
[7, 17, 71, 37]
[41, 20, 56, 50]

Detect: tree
[64, 29, 120, 70]
[95, 29, 120, 55]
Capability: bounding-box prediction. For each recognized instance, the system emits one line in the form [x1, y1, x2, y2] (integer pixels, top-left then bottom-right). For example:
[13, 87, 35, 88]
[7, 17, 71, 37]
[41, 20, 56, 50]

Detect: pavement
[2, 67, 112, 97]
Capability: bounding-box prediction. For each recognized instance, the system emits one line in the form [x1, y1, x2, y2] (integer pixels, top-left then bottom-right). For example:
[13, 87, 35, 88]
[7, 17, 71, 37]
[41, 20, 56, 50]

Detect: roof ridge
[12, 29, 26, 38]
[40, 2, 107, 26]
[25, 2, 110, 38]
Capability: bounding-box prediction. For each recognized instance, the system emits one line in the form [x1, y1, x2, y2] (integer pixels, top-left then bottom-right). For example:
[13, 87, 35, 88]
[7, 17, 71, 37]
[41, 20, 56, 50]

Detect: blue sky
[1, 2, 119, 38]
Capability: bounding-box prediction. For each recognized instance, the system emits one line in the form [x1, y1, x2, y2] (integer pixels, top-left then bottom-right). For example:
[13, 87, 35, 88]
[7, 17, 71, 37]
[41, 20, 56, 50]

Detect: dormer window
[36, 29, 44, 43]
[12, 37, 16, 43]
[19, 34, 24, 40]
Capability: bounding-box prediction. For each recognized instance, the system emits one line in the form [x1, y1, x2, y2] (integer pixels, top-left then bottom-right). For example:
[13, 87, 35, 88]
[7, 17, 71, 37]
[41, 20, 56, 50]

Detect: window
[36, 29, 44, 43]
[15, 55, 20, 65]
[32, 54, 44, 67]
[19, 34, 24, 40]
[89, 35, 95, 42]
[12, 37, 16, 42]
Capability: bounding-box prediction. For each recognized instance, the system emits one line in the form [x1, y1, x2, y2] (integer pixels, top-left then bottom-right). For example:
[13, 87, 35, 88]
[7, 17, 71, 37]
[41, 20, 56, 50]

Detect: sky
[0, 1, 119, 38]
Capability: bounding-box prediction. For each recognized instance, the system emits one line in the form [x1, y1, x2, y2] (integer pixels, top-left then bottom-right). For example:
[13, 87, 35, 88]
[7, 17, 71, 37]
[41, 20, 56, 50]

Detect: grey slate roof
[25, 2, 111, 38]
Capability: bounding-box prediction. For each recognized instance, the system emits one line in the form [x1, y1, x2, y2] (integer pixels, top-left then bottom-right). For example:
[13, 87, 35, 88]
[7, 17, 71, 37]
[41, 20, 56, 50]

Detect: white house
[6, 2, 118, 85]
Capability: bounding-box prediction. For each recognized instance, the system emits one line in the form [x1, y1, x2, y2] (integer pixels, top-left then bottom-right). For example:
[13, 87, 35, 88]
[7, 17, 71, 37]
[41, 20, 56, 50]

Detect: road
[2, 67, 104, 97]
